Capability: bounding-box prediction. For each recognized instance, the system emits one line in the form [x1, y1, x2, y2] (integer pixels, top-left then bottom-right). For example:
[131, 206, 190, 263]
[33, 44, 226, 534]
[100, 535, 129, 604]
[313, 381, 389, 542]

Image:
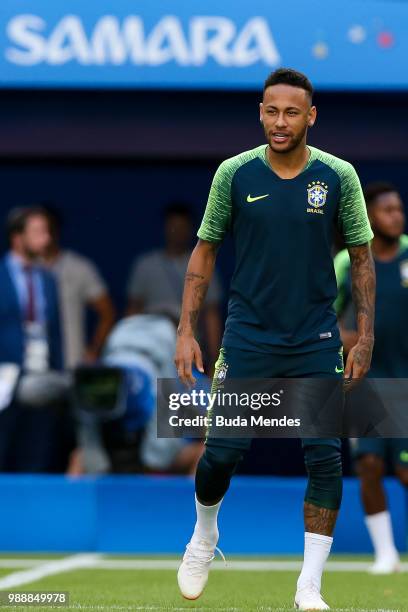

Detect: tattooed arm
[175, 239, 219, 386]
[344, 243, 375, 381]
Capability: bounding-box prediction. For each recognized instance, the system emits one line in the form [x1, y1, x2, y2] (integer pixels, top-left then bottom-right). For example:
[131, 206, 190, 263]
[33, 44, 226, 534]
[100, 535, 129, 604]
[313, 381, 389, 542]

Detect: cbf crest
[307, 181, 328, 215]
[212, 360, 229, 394]
[215, 362, 228, 383]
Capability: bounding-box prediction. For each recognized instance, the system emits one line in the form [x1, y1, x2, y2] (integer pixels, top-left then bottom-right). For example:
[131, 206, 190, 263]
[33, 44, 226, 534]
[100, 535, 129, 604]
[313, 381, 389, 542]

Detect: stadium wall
[0, 475, 405, 554]
[0, 90, 407, 160]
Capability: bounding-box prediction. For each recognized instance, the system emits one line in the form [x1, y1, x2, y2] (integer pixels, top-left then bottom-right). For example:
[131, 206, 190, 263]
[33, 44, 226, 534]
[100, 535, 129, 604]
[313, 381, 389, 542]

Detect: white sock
[365, 511, 398, 561]
[297, 532, 333, 592]
[191, 495, 222, 546]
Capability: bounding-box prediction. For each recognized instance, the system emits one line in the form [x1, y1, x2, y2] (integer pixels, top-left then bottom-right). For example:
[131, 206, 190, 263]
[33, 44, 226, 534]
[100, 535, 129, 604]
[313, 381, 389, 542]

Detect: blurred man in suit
[0, 206, 73, 472]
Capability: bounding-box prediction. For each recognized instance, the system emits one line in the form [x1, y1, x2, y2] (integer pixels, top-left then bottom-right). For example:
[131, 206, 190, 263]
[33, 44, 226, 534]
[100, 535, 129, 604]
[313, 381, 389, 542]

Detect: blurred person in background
[126, 203, 222, 372]
[41, 206, 115, 475]
[335, 182, 408, 574]
[0, 206, 74, 472]
[74, 307, 204, 475]
[43, 206, 115, 369]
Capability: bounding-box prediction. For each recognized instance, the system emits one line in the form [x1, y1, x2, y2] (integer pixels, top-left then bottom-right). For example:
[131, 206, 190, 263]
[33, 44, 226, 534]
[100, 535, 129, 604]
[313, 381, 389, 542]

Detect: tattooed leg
[304, 502, 338, 536]
[295, 503, 337, 604]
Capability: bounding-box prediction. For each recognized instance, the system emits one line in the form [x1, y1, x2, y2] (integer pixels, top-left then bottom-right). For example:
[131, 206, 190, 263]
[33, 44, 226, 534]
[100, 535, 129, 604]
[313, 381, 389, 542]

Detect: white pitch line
[0, 553, 101, 589]
[89, 559, 408, 572]
[0, 557, 407, 575]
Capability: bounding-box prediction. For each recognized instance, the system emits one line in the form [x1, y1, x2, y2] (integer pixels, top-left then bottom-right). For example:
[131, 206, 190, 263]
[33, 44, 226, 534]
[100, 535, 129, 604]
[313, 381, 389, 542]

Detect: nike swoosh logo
[335, 366, 344, 373]
[247, 193, 269, 203]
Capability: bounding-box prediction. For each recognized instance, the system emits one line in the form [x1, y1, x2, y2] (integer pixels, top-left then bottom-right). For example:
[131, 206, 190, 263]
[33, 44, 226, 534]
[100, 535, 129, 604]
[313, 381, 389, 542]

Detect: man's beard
[267, 125, 308, 155]
[22, 246, 41, 261]
[373, 227, 401, 245]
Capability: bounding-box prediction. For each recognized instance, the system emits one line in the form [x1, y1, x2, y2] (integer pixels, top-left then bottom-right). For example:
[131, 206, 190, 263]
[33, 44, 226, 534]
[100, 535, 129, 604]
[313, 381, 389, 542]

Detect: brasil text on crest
[306, 181, 328, 215]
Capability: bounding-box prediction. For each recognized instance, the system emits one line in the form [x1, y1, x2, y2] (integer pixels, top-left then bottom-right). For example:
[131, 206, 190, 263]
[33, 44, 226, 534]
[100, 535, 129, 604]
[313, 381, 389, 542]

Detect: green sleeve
[333, 248, 351, 314]
[337, 163, 373, 246]
[197, 145, 265, 243]
[399, 234, 408, 252]
[197, 160, 233, 243]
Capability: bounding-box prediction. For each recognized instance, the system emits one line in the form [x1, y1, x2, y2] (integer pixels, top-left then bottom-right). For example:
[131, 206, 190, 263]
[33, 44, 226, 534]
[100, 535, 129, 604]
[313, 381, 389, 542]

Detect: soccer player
[335, 182, 408, 574]
[174, 68, 375, 610]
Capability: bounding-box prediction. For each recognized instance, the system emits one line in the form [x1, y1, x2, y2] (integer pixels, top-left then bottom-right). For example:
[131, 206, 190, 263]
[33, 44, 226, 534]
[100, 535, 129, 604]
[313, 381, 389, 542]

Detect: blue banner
[0, 475, 405, 552]
[0, 0, 407, 90]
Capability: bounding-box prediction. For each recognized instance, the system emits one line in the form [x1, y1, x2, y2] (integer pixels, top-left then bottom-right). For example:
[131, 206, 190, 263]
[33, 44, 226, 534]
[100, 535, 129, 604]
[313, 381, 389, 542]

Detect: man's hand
[174, 333, 204, 387]
[344, 335, 374, 390]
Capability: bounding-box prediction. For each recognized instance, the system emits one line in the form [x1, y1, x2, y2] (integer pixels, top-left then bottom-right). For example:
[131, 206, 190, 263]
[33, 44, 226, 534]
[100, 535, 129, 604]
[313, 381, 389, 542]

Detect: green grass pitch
[0, 556, 407, 611]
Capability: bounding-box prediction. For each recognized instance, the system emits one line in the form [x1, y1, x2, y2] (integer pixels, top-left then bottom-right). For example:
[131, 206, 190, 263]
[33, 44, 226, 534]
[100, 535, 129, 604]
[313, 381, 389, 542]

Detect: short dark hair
[6, 205, 49, 245]
[263, 68, 313, 102]
[363, 182, 399, 208]
[163, 202, 193, 222]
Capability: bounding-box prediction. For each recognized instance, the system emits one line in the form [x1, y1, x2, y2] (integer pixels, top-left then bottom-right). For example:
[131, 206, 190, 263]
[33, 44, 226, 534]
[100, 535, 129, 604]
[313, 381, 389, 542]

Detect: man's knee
[304, 444, 342, 511]
[201, 446, 244, 473]
[195, 445, 244, 504]
[356, 454, 384, 483]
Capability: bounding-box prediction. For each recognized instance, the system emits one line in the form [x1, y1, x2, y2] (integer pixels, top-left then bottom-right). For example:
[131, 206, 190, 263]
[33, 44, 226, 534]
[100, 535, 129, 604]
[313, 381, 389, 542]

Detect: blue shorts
[207, 345, 344, 452]
[351, 438, 408, 468]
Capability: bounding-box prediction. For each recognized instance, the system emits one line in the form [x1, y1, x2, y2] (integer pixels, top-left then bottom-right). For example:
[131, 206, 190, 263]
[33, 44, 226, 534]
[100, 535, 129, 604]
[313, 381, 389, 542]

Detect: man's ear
[308, 105, 317, 127]
[259, 101, 264, 124]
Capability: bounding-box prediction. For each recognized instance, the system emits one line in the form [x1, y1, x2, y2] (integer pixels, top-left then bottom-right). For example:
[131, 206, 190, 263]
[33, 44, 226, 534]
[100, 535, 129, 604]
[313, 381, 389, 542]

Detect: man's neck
[371, 235, 400, 262]
[266, 142, 310, 179]
[43, 245, 61, 265]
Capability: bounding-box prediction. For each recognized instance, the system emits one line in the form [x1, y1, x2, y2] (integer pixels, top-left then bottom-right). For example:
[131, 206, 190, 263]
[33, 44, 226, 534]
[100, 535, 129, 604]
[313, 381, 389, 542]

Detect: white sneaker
[294, 583, 330, 610]
[178, 537, 224, 600]
[368, 554, 401, 575]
